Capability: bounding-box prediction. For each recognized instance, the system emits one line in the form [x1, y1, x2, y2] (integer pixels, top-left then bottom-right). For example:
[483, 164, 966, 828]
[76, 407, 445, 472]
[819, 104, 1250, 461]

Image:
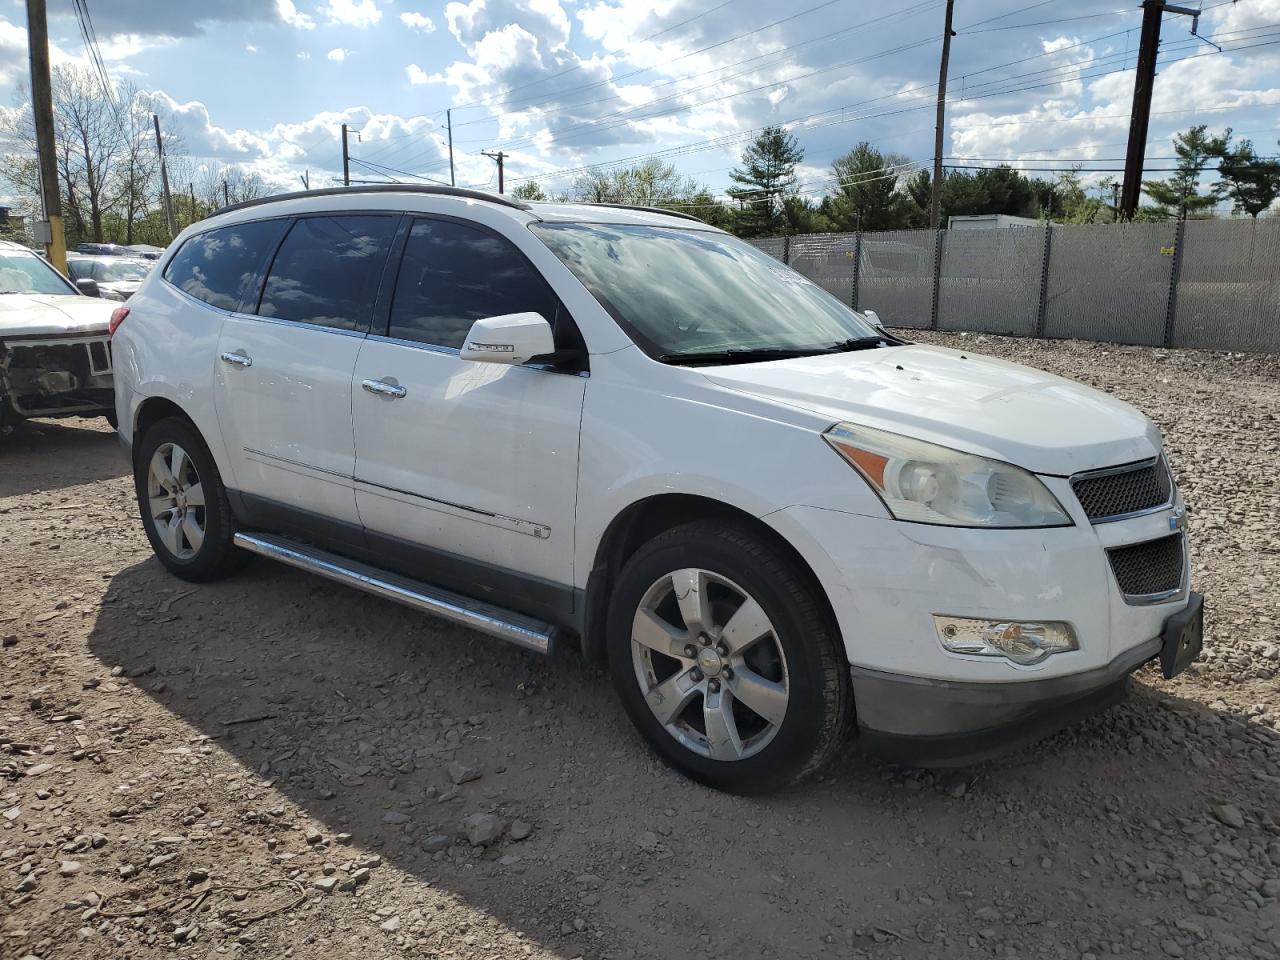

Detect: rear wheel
[607, 520, 853, 793]
[134, 416, 245, 581]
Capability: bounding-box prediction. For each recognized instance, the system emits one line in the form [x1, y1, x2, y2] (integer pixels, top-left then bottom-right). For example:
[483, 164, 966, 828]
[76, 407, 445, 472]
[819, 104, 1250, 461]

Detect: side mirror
[75, 278, 101, 298]
[461, 312, 555, 365]
[862, 308, 885, 332]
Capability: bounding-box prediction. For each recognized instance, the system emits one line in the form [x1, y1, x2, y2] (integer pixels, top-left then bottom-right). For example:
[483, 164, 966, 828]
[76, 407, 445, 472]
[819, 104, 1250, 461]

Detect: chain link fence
[745, 220, 1280, 353]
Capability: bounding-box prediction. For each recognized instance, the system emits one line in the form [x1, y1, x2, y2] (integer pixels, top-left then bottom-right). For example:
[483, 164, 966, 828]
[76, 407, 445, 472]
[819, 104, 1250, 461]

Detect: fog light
[934, 616, 1077, 665]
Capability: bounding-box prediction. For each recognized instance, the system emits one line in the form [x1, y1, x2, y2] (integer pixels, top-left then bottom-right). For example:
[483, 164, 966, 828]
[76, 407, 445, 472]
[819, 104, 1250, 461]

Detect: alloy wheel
[630, 568, 790, 762]
[147, 442, 205, 560]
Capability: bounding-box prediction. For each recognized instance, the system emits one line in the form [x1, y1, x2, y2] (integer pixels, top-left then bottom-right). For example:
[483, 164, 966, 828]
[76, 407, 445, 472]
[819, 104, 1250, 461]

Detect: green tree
[510, 181, 548, 201]
[822, 142, 911, 231]
[1216, 139, 1280, 218]
[726, 125, 803, 237]
[1142, 125, 1229, 218]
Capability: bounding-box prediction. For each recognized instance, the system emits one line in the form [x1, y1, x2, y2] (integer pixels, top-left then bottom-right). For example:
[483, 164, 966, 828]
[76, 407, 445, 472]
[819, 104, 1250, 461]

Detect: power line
[455, 1, 942, 123]
[452, 0, 852, 114]
[492, 23, 1278, 163]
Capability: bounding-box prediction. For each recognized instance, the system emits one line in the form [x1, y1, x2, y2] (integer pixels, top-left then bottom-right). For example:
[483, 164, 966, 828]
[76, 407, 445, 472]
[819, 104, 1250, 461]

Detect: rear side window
[257, 215, 397, 332]
[163, 219, 288, 312]
[388, 218, 557, 349]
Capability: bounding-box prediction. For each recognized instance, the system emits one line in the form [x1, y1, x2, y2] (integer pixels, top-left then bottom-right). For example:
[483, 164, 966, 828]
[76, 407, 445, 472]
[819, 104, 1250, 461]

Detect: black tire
[606, 520, 853, 794]
[134, 415, 246, 582]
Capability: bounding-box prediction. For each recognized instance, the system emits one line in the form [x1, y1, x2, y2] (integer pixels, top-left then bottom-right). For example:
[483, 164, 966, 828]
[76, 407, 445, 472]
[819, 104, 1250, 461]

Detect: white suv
[112, 186, 1202, 793]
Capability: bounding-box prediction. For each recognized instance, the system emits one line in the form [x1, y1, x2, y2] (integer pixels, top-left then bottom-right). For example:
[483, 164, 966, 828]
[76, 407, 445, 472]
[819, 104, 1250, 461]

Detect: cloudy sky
[0, 0, 1278, 201]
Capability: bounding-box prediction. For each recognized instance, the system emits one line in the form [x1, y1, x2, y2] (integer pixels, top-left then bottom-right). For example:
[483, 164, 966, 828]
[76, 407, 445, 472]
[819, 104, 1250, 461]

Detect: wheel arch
[132, 396, 194, 460]
[579, 493, 842, 668]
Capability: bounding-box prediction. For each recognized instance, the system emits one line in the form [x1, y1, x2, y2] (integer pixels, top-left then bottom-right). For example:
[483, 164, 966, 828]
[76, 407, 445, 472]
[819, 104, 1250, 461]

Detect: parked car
[124, 244, 164, 261]
[0, 240, 119, 433]
[76, 242, 130, 257]
[111, 186, 1203, 793]
[66, 254, 153, 301]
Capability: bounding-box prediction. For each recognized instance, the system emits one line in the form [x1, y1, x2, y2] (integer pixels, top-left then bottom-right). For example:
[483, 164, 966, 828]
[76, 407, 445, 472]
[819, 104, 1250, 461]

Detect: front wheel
[134, 416, 246, 582]
[606, 521, 853, 793]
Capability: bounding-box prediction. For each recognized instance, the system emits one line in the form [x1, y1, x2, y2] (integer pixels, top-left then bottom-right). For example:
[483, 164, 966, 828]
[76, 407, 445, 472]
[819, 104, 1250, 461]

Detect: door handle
[220, 351, 252, 368]
[362, 378, 407, 399]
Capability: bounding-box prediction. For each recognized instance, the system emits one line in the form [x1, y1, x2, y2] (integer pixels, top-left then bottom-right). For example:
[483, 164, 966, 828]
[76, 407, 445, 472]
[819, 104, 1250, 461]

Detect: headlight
[934, 616, 1078, 665]
[824, 423, 1071, 528]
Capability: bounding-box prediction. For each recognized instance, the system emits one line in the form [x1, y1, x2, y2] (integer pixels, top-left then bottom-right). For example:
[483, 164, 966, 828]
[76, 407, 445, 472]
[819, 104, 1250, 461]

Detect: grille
[1071, 459, 1172, 522]
[1107, 534, 1185, 598]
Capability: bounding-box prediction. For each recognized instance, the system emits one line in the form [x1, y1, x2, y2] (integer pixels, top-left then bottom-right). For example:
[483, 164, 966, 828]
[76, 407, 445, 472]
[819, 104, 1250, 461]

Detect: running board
[232, 532, 556, 655]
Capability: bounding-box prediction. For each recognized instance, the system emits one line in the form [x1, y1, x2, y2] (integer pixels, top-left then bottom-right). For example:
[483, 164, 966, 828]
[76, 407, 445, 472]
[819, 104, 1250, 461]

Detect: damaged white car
[0, 240, 118, 434]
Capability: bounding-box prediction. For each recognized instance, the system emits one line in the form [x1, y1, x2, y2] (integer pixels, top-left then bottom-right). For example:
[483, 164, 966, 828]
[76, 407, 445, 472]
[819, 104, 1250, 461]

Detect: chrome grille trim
[1105, 532, 1188, 605]
[1069, 457, 1173, 523]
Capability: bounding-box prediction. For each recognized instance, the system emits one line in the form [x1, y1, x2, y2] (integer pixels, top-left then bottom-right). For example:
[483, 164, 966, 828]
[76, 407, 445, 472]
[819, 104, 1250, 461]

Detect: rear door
[211, 213, 399, 528]
[351, 216, 586, 619]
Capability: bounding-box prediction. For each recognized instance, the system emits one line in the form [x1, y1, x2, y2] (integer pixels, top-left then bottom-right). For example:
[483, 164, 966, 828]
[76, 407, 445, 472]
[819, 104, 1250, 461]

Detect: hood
[0, 294, 115, 339]
[702, 344, 1161, 476]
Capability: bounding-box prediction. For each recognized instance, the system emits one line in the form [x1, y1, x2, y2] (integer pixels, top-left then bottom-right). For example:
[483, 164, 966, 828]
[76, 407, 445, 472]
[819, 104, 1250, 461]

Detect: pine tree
[1142, 125, 1229, 218]
[1216, 139, 1280, 218]
[727, 126, 803, 237]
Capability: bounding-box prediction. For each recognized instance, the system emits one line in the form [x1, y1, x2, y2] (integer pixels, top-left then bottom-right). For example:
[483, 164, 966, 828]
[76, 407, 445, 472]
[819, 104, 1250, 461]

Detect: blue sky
[1, 0, 1278, 203]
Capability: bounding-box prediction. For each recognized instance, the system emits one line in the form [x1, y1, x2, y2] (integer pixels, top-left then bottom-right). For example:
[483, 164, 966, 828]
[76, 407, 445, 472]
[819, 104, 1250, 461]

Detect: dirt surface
[3, 332, 1280, 960]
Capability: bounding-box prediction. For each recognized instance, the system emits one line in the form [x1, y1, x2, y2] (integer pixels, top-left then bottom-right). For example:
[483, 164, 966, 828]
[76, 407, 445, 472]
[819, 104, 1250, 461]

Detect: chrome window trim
[365, 333, 589, 376]
[1069, 456, 1174, 524]
[233, 311, 369, 339]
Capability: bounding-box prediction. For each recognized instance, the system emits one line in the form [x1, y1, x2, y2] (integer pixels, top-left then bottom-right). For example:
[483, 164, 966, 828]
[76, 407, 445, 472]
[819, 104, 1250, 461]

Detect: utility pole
[152, 113, 176, 239]
[300, 169, 310, 190]
[447, 108, 455, 186]
[1119, 1, 1200, 219]
[482, 150, 506, 193]
[223, 180, 230, 207]
[341, 122, 350, 186]
[26, 0, 65, 272]
[929, 0, 956, 230]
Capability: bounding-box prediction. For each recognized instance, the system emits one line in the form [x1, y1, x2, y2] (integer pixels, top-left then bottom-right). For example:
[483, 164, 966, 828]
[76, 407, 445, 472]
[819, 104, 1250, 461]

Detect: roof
[0, 239, 35, 252]
[208, 184, 718, 231]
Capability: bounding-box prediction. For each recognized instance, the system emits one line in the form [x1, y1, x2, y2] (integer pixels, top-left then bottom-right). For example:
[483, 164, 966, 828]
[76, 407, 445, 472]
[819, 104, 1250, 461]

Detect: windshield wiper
[823, 336, 897, 352]
[660, 336, 897, 366]
[658, 346, 830, 366]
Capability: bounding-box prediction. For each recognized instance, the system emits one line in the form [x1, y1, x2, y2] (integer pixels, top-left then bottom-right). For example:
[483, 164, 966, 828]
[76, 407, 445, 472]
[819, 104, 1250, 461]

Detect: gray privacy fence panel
[856, 230, 938, 329]
[937, 226, 1044, 336]
[1043, 222, 1176, 346]
[1172, 219, 1280, 352]
[745, 237, 787, 262]
[787, 232, 859, 304]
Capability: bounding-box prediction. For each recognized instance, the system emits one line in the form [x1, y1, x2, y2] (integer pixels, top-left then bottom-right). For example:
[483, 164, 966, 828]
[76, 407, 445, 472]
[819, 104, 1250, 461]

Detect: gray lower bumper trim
[850, 637, 1162, 739]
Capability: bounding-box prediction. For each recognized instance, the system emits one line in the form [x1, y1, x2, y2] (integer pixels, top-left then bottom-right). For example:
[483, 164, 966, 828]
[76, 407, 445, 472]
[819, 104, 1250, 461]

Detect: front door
[213, 213, 399, 527]
[352, 217, 585, 618]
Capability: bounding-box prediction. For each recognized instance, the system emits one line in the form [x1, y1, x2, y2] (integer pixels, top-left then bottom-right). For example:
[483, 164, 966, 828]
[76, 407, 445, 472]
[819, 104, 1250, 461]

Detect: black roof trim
[213, 184, 531, 218]
[568, 202, 706, 224]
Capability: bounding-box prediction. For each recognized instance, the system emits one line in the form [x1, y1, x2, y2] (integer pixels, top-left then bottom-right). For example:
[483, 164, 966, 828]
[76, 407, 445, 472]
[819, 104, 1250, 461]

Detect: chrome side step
[232, 532, 556, 655]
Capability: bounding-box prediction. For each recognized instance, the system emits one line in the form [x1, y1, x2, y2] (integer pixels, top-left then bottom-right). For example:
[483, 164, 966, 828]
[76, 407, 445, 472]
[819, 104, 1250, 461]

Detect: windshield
[99, 260, 149, 282]
[0, 250, 76, 296]
[531, 222, 880, 360]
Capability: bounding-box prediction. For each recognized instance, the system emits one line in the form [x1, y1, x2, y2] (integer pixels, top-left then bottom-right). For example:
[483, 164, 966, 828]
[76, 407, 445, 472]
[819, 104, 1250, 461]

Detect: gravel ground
[2, 331, 1280, 960]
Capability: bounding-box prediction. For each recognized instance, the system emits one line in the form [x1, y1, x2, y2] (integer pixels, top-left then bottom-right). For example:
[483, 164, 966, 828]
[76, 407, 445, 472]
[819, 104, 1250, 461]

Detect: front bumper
[852, 636, 1157, 767]
[854, 591, 1203, 766]
[767, 497, 1202, 766]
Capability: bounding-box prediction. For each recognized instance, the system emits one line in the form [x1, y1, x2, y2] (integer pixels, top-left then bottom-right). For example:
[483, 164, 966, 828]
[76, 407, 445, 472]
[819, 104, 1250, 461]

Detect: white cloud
[277, 0, 316, 30]
[323, 0, 382, 28]
[327, 48, 351, 62]
[245, 43, 259, 53]
[145, 90, 272, 160]
[296, 51, 311, 60]
[406, 64, 432, 85]
[400, 11, 436, 33]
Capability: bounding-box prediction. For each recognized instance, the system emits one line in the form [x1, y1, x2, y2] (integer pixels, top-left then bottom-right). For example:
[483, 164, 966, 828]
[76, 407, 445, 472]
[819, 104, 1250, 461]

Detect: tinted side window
[257, 215, 397, 332]
[163, 219, 288, 312]
[388, 219, 556, 349]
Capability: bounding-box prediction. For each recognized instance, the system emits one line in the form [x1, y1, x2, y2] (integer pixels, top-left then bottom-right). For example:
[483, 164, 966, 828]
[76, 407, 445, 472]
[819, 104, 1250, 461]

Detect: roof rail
[571, 202, 706, 224]
[214, 184, 531, 218]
